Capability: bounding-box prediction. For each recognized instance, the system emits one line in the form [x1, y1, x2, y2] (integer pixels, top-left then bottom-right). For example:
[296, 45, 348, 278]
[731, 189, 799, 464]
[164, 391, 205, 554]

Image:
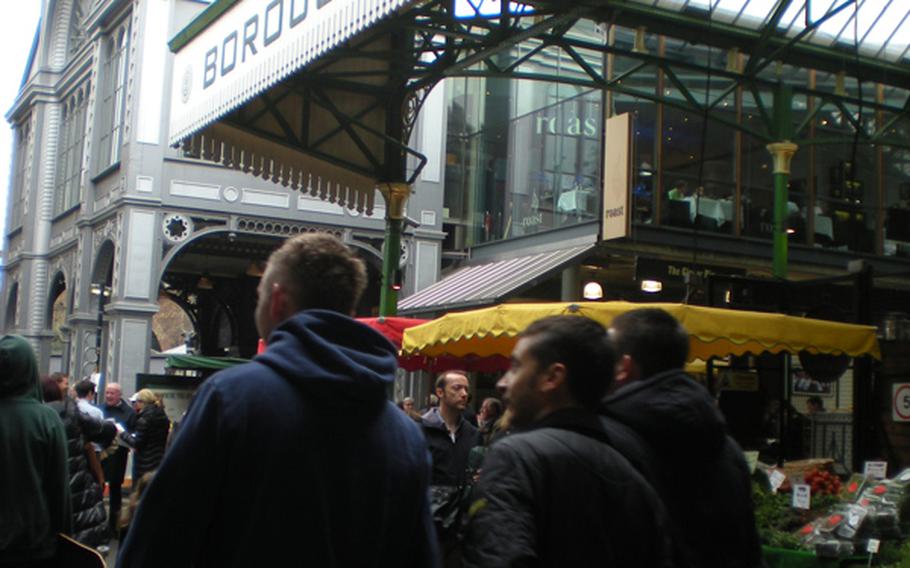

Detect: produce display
[756, 464, 910, 566]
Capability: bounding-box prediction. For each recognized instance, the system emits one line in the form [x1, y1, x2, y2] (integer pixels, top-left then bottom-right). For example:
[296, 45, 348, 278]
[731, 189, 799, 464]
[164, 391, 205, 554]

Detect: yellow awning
[400, 301, 881, 362]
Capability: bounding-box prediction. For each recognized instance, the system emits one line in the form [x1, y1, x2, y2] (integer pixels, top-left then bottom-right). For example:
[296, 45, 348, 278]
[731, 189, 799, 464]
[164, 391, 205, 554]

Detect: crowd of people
[0, 351, 171, 566]
[1, 232, 764, 567]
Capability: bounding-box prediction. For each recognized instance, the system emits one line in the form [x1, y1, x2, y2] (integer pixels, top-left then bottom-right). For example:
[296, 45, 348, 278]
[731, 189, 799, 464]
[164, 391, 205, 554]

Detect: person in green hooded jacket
[0, 335, 72, 565]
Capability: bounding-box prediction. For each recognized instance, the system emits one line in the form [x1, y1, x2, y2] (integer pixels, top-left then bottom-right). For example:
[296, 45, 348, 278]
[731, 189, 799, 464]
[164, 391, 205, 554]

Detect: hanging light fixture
[197, 273, 214, 290]
[245, 261, 264, 277]
[582, 282, 604, 300]
[640, 280, 663, 293]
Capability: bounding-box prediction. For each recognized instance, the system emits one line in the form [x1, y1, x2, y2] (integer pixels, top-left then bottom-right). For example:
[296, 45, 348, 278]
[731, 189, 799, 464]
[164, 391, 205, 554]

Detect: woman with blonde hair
[120, 389, 170, 480]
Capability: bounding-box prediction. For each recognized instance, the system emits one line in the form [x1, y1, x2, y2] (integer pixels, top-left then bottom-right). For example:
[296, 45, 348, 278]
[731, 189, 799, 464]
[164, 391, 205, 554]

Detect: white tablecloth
[814, 215, 834, 240]
[557, 189, 591, 214]
[681, 197, 733, 225]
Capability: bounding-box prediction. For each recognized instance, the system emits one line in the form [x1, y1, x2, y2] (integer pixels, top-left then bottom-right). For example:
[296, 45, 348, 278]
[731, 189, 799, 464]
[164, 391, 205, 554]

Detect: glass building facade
[443, 20, 910, 257]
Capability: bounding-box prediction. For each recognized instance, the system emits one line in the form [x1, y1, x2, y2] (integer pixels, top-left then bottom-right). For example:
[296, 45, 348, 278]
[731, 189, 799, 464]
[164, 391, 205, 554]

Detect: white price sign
[792, 484, 811, 510]
[769, 469, 787, 494]
[864, 461, 888, 480]
[893, 384, 910, 422]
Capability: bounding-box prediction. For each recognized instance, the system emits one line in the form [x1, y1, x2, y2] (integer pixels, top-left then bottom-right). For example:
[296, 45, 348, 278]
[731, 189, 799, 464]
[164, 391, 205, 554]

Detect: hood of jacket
[255, 310, 398, 408]
[0, 335, 41, 400]
[602, 369, 727, 460]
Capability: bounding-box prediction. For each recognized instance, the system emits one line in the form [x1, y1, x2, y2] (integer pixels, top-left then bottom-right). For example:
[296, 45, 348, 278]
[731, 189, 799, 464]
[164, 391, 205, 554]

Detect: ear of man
[538, 362, 567, 395]
[269, 282, 293, 324]
[614, 354, 639, 385]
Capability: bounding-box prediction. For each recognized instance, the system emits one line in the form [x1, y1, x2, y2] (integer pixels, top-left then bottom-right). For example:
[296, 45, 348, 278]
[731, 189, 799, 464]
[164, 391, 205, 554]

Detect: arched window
[55, 84, 89, 215]
[97, 21, 130, 171]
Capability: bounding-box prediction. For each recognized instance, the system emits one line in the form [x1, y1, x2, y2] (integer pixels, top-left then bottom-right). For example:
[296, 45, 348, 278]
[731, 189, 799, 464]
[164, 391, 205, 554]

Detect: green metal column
[378, 183, 410, 316]
[767, 84, 797, 279]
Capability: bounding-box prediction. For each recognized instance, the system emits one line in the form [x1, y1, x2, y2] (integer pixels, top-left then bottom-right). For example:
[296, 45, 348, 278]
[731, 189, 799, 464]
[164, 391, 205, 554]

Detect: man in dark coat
[464, 316, 674, 568]
[421, 370, 481, 486]
[0, 335, 72, 564]
[101, 381, 134, 533]
[601, 308, 763, 568]
[119, 233, 437, 568]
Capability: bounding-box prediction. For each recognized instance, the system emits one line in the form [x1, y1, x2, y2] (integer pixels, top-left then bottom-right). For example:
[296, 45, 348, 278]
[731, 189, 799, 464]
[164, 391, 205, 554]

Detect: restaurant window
[96, 23, 129, 172]
[55, 84, 89, 215]
[882, 147, 910, 257]
[444, 80, 603, 246]
[741, 131, 775, 241]
[814, 144, 877, 254]
[444, 76, 485, 250]
[661, 104, 736, 234]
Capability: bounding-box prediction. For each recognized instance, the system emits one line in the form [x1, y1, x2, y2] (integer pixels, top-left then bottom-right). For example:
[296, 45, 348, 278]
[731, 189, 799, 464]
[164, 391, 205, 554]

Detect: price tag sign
[864, 461, 888, 480]
[769, 469, 787, 494]
[792, 484, 811, 510]
[867, 538, 880, 554]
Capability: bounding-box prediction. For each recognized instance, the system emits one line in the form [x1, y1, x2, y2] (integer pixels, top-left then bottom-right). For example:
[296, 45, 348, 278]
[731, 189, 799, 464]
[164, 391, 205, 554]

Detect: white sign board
[864, 460, 888, 480]
[170, 0, 418, 144]
[601, 113, 632, 241]
[893, 383, 910, 422]
[792, 484, 811, 510]
[769, 469, 787, 494]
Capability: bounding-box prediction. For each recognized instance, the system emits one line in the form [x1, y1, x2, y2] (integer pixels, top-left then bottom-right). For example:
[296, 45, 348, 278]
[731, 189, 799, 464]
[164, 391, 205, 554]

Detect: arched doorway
[87, 241, 115, 377]
[47, 272, 68, 373]
[160, 230, 383, 358]
[151, 293, 196, 353]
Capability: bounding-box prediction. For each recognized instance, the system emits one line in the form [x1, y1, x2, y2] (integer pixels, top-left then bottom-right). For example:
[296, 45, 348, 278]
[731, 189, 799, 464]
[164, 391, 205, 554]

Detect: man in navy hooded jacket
[119, 233, 438, 567]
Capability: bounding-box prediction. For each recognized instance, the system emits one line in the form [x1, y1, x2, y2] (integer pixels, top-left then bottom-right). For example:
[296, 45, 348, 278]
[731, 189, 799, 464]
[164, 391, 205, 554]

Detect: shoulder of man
[420, 408, 446, 431]
[460, 415, 480, 435]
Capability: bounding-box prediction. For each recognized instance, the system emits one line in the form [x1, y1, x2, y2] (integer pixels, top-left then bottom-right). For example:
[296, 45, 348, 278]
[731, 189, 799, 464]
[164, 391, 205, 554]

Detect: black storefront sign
[635, 257, 745, 286]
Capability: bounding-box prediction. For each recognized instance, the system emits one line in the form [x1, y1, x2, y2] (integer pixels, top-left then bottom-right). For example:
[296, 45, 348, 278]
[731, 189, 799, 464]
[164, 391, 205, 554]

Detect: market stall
[400, 301, 881, 366]
[400, 301, 898, 565]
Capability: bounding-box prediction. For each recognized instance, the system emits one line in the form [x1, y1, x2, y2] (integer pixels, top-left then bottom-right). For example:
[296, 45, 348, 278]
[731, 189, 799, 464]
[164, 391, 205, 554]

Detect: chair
[665, 200, 692, 228]
[695, 214, 718, 231]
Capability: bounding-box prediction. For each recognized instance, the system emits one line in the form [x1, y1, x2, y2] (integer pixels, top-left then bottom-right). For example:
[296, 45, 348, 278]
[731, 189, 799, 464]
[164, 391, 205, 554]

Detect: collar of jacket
[422, 407, 467, 435]
[526, 407, 610, 445]
[603, 368, 683, 405]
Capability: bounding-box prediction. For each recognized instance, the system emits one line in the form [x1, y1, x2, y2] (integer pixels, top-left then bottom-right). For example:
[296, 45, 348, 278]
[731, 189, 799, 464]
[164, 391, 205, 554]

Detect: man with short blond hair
[120, 232, 437, 567]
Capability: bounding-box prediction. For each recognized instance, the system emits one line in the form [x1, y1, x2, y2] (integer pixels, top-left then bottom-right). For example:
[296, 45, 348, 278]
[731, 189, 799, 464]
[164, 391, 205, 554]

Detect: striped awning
[398, 244, 595, 314]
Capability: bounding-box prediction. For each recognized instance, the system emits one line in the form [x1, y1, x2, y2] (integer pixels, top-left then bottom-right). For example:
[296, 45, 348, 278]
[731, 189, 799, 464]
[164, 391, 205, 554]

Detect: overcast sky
[0, 2, 42, 247]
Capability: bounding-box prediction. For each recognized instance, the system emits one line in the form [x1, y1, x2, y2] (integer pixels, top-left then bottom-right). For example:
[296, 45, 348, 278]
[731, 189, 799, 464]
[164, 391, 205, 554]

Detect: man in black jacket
[601, 308, 764, 568]
[422, 370, 481, 567]
[421, 370, 481, 486]
[464, 316, 673, 568]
